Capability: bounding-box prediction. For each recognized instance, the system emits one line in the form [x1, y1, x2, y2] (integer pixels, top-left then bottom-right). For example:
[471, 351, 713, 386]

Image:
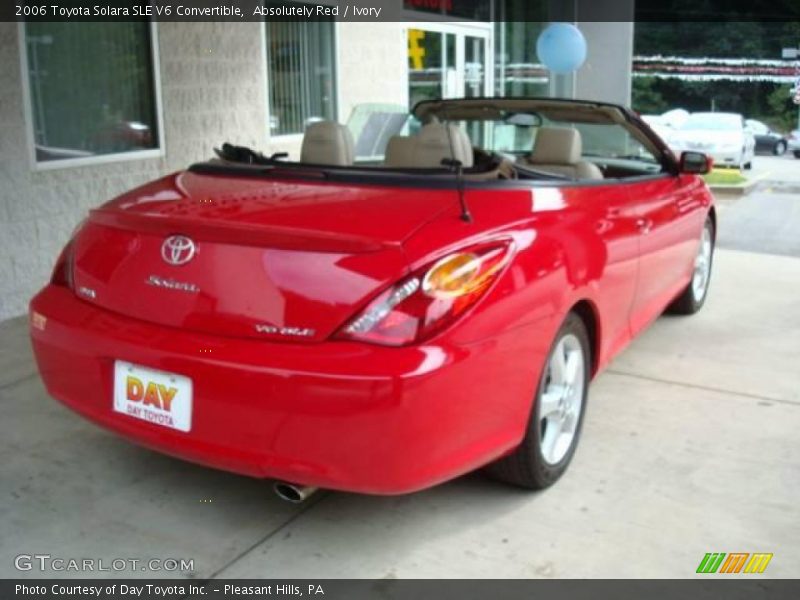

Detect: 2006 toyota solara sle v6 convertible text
[29, 98, 716, 501]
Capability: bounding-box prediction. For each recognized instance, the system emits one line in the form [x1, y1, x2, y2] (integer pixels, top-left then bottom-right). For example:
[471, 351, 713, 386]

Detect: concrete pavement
[717, 155, 800, 258]
[1, 245, 798, 579]
[748, 154, 800, 185]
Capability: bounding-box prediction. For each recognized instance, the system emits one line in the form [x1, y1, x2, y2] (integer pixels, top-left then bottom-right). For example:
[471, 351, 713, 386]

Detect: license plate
[113, 361, 192, 432]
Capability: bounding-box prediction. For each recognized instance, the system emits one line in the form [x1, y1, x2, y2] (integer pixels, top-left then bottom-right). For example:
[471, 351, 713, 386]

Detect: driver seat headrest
[529, 127, 582, 165]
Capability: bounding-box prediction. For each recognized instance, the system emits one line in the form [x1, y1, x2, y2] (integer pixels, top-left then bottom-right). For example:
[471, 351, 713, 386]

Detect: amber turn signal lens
[422, 246, 510, 299]
[422, 253, 481, 298]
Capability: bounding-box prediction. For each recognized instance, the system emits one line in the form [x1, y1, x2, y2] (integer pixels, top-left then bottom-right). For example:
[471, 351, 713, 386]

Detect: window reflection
[24, 22, 159, 163]
[266, 8, 338, 136]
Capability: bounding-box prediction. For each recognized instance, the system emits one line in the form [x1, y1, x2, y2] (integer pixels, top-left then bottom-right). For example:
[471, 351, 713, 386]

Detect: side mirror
[679, 151, 712, 175]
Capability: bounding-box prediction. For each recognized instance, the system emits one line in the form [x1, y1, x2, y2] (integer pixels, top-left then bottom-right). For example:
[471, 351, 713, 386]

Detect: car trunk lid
[71, 170, 455, 342]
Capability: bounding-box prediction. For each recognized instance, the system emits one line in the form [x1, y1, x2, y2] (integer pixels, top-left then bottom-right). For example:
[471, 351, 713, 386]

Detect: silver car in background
[671, 112, 756, 170]
[789, 129, 800, 159]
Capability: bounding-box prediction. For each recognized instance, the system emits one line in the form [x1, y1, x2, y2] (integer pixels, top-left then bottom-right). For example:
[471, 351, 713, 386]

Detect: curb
[708, 172, 770, 197]
[708, 181, 757, 197]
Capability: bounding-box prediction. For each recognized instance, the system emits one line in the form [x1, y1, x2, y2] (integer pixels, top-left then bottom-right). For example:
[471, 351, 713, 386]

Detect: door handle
[636, 218, 651, 234]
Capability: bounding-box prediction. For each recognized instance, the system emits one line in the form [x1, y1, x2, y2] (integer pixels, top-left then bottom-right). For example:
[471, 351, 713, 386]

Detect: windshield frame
[413, 96, 674, 171]
[202, 97, 679, 180]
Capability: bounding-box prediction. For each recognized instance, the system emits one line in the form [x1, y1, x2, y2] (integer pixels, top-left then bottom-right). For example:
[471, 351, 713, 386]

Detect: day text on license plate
[113, 361, 192, 432]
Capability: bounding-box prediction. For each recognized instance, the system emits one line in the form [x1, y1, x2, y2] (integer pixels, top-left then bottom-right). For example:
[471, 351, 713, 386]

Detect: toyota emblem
[161, 235, 196, 266]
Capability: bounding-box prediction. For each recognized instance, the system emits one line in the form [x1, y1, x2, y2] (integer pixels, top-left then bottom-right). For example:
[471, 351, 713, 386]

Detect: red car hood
[72, 170, 456, 342]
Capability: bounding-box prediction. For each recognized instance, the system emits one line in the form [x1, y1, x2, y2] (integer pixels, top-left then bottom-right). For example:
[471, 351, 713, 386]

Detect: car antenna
[440, 114, 473, 223]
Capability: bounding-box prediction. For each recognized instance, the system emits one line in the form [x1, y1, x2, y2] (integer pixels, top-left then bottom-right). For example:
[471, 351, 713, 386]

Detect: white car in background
[672, 112, 756, 170]
[641, 115, 679, 152]
[661, 108, 690, 130]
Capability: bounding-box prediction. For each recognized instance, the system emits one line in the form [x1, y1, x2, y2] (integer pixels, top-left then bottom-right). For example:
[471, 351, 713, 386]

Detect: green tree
[766, 86, 797, 131]
[631, 77, 668, 114]
[633, 19, 800, 127]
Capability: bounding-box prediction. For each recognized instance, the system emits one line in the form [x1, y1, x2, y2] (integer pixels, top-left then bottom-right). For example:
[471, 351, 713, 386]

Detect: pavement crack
[182, 490, 331, 592]
[0, 371, 38, 393]
[605, 369, 800, 407]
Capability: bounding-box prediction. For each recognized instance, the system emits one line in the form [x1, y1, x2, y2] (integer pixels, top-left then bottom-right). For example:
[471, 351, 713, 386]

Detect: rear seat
[383, 135, 418, 168]
[384, 123, 474, 169]
[300, 121, 355, 166]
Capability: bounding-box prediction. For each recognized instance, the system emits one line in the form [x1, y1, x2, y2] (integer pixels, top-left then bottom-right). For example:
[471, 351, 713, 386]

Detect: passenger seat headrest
[414, 123, 474, 168]
[384, 135, 418, 168]
[529, 127, 582, 165]
[300, 121, 355, 166]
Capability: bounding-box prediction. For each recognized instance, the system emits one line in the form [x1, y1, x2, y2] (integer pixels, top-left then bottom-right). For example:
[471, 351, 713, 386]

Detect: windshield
[466, 118, 658, 165]
[681, 114, 741, 131]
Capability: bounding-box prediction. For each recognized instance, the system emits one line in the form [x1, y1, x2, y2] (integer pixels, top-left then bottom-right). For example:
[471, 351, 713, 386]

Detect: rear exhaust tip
[273, 481, 318, 504]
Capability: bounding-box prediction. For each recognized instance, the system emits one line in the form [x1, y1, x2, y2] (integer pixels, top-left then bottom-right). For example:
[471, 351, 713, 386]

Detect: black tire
[744, 160, 753, 170]
[774, 141, 787, 156]
[794, 150, 800, 159]
[668, 215, 715, 315]
[486, 313, 590, 490]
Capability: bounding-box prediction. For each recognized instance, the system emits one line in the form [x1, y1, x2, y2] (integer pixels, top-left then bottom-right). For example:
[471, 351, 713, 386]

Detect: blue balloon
[536, 23, 587, 74]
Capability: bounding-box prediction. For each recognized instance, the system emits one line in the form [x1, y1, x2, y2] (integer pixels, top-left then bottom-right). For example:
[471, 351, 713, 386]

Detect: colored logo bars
[697, 553, 773, 574]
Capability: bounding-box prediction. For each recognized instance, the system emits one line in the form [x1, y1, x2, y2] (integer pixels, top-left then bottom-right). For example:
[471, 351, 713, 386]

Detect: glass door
[407, 25, 492, 109]
[463, 34, 486, 98]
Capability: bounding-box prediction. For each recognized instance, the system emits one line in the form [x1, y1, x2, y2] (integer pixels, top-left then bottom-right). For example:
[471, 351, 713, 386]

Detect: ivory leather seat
[519, 127, 603, 180]
[384, 123, 474, 169]
[300, 121, 355, 166]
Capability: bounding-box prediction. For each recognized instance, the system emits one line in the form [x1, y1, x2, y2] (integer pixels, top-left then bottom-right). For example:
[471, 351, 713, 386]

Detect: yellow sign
[408, 29, 426, 70]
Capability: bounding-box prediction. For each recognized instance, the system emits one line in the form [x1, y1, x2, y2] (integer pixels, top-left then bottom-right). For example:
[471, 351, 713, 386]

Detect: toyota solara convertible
[29, 98, 715, 500]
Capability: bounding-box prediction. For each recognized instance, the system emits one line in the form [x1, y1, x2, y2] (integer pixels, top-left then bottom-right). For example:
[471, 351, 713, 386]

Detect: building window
[266, 16, 337, 136]
[22, 22, 161, 166]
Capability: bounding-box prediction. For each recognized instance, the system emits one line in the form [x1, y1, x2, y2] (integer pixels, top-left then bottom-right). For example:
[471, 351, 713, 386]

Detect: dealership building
[0, 0, 634, 320]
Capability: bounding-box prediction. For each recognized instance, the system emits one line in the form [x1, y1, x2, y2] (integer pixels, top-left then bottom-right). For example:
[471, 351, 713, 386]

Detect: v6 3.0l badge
[255, 324, 316, 338]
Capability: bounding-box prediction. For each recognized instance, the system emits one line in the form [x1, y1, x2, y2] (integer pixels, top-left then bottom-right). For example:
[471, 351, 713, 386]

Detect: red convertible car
[29, 98, 715, 500]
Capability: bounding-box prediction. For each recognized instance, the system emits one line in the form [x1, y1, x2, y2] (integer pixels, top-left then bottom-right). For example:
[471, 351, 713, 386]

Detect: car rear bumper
[29, 285, 543, 494]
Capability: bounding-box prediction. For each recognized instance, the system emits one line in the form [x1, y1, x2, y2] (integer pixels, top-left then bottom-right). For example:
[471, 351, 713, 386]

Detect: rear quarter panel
[400, 181, 643, 445]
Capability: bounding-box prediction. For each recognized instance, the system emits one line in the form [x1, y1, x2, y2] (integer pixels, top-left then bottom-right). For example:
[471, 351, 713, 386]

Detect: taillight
[336, 240, 514, 346]
[50, 220, 85, 289]
[50, 241, 74, 289]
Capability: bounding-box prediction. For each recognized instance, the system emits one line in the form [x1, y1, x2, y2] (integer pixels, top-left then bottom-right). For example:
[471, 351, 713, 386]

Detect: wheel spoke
[552, 431, 572, 463]
[539, 390, 562, 418]
[562, 407, 578, 433]
[549, 341, 567, 385]
[540, 416, 562, 463]
[564, 351, 580, 385]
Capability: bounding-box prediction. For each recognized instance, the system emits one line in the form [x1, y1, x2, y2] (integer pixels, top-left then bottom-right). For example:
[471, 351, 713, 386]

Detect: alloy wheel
[692, 221, 713, 300]
[538, 333, 585, 465]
